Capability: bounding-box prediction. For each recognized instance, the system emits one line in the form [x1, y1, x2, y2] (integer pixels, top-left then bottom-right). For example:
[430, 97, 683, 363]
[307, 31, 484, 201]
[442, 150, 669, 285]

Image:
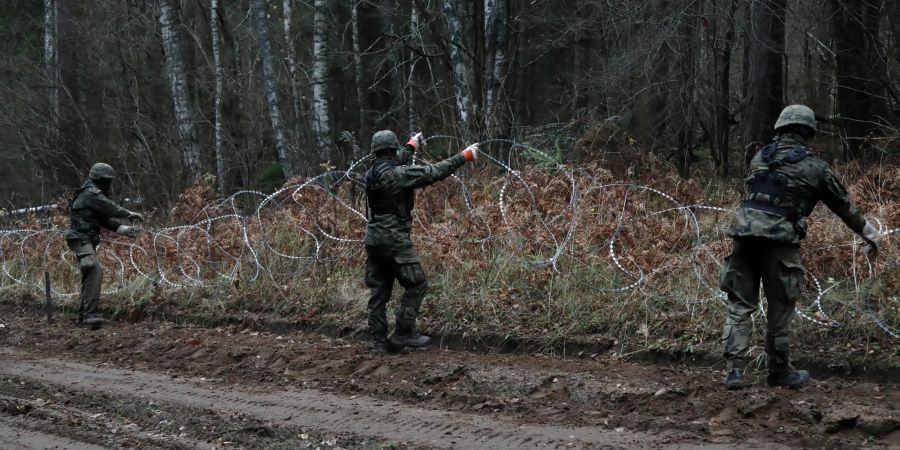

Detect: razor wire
[0, 134, 897, 339]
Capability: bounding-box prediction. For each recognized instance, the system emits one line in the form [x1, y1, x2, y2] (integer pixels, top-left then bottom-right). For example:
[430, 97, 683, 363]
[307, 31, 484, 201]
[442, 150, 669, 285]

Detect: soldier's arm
[395, 154, 467, 189]
[84, 191, 132, 221]
[819, 165, 866, 234]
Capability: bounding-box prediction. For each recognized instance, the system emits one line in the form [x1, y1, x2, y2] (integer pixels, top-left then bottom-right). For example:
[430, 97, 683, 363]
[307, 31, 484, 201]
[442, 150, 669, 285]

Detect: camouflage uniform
[364, 143, 467, 345]
[66, 166, 139, 324]
[721, 133, 866, 375]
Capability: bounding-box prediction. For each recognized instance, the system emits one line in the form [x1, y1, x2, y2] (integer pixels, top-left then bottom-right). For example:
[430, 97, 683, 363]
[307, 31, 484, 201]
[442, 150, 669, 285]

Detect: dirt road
[0, 309, 896, 449]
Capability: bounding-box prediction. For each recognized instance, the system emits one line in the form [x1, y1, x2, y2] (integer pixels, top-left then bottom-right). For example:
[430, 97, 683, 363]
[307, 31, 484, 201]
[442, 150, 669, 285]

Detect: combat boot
[391, 332, 430, 348]
[767, 370, 810, 389]
[372, 335, 404, 354]
[81, 313, 104, 330]
[724, 369, 745, 390]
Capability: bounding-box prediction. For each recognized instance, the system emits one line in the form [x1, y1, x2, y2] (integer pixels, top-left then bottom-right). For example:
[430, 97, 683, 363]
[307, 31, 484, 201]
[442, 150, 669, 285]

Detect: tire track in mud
[0, 415, 107, 450]
[0, 350, 740, 449]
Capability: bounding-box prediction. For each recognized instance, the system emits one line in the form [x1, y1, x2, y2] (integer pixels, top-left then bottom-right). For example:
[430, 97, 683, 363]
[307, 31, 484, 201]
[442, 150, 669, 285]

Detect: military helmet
[88, 162, 117, 180]
[370, 130, 401, 153]
[774, 104, 816, 133]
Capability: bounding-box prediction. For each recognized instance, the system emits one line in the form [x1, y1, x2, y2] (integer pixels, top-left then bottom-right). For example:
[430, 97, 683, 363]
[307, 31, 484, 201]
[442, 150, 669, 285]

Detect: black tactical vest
[68, 181, 97, 234]
[365, 161, 414, 219]
[742, 143, 811, 219]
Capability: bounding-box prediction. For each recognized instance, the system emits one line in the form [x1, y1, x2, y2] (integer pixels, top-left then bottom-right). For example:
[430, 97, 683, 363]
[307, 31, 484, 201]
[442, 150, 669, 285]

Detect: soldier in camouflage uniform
[364, 130, 478, 353]
[65, 163, 144, 328]
[721, 105, 881, 389]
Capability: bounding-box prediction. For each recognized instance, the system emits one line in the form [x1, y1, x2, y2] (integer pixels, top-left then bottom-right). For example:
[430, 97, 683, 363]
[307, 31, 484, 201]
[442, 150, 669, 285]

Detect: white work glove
[116, 224, 140, 238]
[858, 221, 880, 258]
[460, 143, 479, 162]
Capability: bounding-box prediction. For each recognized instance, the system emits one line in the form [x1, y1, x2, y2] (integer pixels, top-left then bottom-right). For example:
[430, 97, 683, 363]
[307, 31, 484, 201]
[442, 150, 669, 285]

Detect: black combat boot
[767, 370, 810, 389]
[82, 313, 104, 330]
[391, 332, 430, 348]
[372, 334, 404, 354]
[724, 369, 745, 389]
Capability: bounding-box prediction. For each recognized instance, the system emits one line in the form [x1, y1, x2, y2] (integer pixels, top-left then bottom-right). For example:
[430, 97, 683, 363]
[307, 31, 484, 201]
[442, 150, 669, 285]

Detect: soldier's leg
[761, 245, 803, 374]
[720, 238, 762, 371]
[394, 262, 428, 336]
[67, 240, 101, 323]
[365, 254, 394, 344]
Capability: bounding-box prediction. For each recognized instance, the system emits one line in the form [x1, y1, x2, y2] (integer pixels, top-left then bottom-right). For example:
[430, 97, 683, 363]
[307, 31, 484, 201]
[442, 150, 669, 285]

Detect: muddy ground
[0, 302, 897, 449]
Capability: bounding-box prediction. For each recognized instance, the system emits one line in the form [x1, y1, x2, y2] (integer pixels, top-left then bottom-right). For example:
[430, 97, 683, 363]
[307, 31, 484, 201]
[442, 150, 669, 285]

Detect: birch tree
[210, 0, 228, 193]
[42, 0, 59, 156]
[251, 0, 300, 178]
[158, 0, 204, 184]
[442, 0, 474, 135]
[483, 0, 508, 137]
[311, 0, 333, 163]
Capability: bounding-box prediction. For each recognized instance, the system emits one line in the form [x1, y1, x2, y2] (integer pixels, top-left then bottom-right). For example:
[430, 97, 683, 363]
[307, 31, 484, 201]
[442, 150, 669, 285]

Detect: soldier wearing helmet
[364, 130, 479, 353]
[65, 163, 144, 328]
[720, 105, 881, 389]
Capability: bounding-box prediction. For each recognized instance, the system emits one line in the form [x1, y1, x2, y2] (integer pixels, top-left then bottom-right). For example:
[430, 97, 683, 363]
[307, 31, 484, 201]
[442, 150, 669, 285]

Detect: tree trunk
[351, 0, 366, 139]
[408, 2, 418, 132]
[716, 0, 738, 177]
[743, 0, 785, 155]
[829, 0, 890, 160]
[251, 0, 300, 178]
[311, 0, 333, 163]
[442, 0, 474, 136]
[210, 0, 228, 193]
[42, 0, 59, 183]
[158, 0, 204, 185]
[283, 0, 306, 146]
[483, 0, 507, 138]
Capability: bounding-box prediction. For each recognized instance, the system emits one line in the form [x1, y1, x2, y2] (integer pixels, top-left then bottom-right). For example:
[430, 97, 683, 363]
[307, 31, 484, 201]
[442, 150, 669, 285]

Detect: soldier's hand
[461, 143, 479, 162]
[860, 222, 880, 258]
[116, 224, 140, 238]
[406, 132, 423, 152]
[127, 210, 144, 223]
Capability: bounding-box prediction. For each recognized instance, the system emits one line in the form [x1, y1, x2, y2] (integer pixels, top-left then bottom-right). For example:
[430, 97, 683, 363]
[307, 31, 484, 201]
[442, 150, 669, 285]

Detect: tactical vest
[742, 143, 811, 220]
[365, 161, 413, 219]
[68, 181, 96, 234]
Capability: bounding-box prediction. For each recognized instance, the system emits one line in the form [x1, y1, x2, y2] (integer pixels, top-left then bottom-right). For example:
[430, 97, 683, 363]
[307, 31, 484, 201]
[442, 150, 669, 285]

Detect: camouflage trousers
[364, 246, 428, 341]
[66, 238, 103, 321]
[720, 237, 805, 374]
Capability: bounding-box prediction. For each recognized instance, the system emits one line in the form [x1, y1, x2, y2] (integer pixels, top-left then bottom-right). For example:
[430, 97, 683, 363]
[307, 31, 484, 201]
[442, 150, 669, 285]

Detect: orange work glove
[406, 132, 423, 152]
[460, 143, 479, 162]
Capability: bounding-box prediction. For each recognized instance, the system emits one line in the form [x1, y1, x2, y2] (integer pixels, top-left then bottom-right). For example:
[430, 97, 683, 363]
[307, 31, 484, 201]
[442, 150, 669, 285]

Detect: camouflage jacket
[364, 154, 466, 262]
[727, 134, 866, 243]
[65, 180, 132, 244]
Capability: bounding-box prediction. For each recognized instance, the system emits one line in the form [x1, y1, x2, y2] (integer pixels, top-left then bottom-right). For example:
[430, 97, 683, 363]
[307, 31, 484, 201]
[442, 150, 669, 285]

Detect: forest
[0, 0, 898, 208]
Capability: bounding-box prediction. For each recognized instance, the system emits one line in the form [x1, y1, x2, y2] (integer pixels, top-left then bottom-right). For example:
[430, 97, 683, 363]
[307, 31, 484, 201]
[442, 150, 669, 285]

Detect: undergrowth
[0, 155, 897, 369]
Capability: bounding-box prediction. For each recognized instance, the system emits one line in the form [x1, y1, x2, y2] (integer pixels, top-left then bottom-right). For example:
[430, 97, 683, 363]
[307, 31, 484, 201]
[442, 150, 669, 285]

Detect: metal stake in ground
[44, 270, 53, 324]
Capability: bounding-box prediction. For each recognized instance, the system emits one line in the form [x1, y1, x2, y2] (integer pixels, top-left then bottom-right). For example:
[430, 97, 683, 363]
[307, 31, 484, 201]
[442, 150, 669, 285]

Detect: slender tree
[158, 0, 204, 184]
[283, 0, 306, 146]
[42, 0, 59, 183]
[483, 0, 508, 137]
[351, 0, 366, 138]
[442, 0, 474, 136]
[251, 0, 300, 178]
[311, 0, 333, 163]
[210, 0, 228, 193]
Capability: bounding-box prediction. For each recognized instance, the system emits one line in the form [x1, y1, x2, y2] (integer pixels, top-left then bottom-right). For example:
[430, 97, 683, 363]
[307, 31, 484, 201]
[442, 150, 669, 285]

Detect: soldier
[364, 130, 478, 353]
[65, 163, 144, 328]
[721, 105, 881, 389]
